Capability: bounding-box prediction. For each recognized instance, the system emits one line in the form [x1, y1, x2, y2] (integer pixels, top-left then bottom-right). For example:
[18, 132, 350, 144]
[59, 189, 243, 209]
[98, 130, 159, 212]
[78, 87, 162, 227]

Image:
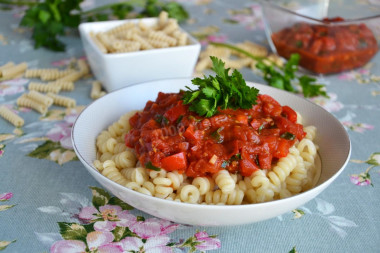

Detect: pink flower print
[79, 205, 136, 231]
[309, 93, 344, 112]
[118, 235, 172, 253]
[0, 192, 13, 201]
[338, 71, 357, 81]
[50, 240, 87, 253]
[129, 218, 179, 239]
[46, 122, 73, 149]
[201, 34, 228, 46]
[86, 231, 116, 251]
[0, 84, 25, 96]
[342, 121, 374, 133]
[350, 173, 372, 186]
[194, 231, 221, 251]
[50, 231, 120, 253]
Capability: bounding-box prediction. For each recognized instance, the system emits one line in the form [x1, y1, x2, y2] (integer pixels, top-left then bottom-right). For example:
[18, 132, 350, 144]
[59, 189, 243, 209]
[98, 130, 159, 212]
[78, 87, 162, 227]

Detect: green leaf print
[289, 246, 298, 253]
[112, 226, 137, 242]
[90, 187, 111, 209]
[58, 222, 88, 242]
[0, 205, 16, 212]
[108, 196, 133, 210]
[27, 140, 63, 159]
[0, 240, 16, 251]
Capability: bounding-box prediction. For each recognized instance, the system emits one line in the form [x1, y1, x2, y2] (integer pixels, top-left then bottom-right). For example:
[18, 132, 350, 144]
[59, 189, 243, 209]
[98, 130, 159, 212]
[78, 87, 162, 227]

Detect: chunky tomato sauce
[272, 19, 378, 74]
[125, 92, 305, 178]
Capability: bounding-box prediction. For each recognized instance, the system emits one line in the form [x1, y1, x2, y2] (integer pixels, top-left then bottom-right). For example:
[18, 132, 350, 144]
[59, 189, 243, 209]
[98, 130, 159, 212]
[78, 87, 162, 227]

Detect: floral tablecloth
[1, 1, 379, 252]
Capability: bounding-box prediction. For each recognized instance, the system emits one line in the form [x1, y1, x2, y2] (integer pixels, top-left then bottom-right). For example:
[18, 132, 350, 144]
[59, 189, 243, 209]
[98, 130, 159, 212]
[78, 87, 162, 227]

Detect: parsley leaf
[6, 0, 189, 52]
[210, 42, 328, 98]
[183, 56, 259, 117]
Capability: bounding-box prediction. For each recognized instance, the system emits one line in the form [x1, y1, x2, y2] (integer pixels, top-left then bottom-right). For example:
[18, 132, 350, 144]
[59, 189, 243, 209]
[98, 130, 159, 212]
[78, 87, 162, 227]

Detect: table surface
[1, 1, 379, 253]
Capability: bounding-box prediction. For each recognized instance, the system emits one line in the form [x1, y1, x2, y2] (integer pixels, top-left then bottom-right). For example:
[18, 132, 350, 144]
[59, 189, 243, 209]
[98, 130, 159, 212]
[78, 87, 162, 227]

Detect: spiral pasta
[94, 111, 320, 205]
[90, 11, 189, 54]
[46, 93, 76, 108]
[0, 105, 24, 127]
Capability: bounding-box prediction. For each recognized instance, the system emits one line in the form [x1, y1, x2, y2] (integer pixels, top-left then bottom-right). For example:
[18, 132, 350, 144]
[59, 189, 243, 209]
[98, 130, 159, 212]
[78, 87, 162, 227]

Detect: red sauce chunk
[271, 19, 378, 74]
[125, 92, 306, 178]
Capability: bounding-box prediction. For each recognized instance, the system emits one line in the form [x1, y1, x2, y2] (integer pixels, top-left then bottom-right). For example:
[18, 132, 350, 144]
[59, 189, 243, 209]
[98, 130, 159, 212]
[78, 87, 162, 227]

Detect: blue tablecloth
[0, 1, 379, 252]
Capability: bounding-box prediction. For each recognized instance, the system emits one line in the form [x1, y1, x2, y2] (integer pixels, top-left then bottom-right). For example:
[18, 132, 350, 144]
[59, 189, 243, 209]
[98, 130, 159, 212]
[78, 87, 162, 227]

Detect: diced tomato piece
[263, 102, 282, 117]
[235, 114, 248, 125]
[160, 152, 187, 172]
[281, 106, 298, 123]
[164, 101, 187, 123]
[239, 158, 259, 177]
[274, 116, 305, 140]
[258, 153, 272, 169]
[273, 138, 290, 158]
[129, 112, 140, 128]
[259, 94, 281, 107]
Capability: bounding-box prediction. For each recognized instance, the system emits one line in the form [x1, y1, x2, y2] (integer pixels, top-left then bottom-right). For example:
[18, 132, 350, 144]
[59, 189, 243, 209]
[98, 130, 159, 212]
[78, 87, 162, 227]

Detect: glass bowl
[261, 0, 380, 74]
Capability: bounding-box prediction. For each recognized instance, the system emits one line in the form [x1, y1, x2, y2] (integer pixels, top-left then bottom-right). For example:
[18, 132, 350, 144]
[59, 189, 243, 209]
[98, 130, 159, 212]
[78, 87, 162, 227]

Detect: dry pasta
[46, 92, 76, 108]
[93, 111, 320, 205]
[28, 82, 61, 93]
[0, 105, 24, 127]
[17, 94, 47, 114]
[26, 90, 53, 107]
[1, 62, 27, 79]
[90, 11, 188, 54]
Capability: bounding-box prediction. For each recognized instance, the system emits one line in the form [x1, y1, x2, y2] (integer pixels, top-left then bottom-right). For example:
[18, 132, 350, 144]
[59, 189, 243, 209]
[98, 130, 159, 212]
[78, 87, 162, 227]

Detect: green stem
[80, 0, 145, 16]
[0, 0, 37, 6]
[209, 42, 266, 62]
[365, 165, 375, 173]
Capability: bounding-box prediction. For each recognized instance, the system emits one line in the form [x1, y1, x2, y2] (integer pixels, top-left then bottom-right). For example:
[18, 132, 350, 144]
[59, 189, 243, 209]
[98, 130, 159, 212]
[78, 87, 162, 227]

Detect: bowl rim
[78, 18, 201, 58]
[261, 0, 380, 24]
[71, 77, 352, 210]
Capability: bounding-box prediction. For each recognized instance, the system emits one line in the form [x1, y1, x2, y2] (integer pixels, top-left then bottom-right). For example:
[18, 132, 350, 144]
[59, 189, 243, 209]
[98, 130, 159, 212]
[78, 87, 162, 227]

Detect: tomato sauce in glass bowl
[271, 18, 378, 74]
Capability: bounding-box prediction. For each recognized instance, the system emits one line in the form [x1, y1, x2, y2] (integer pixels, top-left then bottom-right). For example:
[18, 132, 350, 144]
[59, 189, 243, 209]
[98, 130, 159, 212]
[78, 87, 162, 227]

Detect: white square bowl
[78, 18, 201, 92]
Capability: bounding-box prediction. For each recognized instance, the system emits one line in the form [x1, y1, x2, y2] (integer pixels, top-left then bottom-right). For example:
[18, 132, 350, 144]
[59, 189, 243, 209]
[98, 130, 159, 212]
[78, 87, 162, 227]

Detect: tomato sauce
[271, 19, 378, 74]
[125, 92, 306, 178]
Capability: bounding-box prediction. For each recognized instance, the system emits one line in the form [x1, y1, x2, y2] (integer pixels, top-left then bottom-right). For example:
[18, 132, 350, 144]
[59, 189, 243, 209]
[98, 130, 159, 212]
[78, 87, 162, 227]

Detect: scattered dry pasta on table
[195, 41, 284, 75]
[0, 106, 24, 127]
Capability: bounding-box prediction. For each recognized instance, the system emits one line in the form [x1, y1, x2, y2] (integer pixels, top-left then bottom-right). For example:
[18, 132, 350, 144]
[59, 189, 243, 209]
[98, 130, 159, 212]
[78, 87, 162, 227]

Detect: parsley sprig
[0, 0, 188, 51]
[183, 56, 259, 117]
[210, 42, 328, 98]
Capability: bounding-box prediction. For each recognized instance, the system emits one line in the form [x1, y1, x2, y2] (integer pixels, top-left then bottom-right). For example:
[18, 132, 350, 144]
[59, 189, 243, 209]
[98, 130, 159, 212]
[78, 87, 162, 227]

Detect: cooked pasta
[0, 105, 24, 127]
[93, 109, 320, 205]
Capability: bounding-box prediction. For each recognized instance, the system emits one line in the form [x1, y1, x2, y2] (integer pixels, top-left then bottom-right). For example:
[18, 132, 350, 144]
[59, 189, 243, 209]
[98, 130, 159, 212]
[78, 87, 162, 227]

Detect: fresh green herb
[183, 56, 260, 117]
[210, 42, 328, 98]
[0, 0, 188, 51]
[176, 115, 184, 124]
[258, 123, 265, 133]
[295, 40, 303, 48]
[231, 153, 242, 161]
[280, 132, 296, 140]
[210, 127, 224, 143]
[145, 161, 161, 171]
[154, 114, 169, 125]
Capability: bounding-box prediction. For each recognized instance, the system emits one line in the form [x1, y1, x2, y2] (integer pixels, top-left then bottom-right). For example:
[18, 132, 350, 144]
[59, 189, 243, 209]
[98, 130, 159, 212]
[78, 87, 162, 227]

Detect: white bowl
[78, 19, 201, 92]
[71, 78, 351, 226]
